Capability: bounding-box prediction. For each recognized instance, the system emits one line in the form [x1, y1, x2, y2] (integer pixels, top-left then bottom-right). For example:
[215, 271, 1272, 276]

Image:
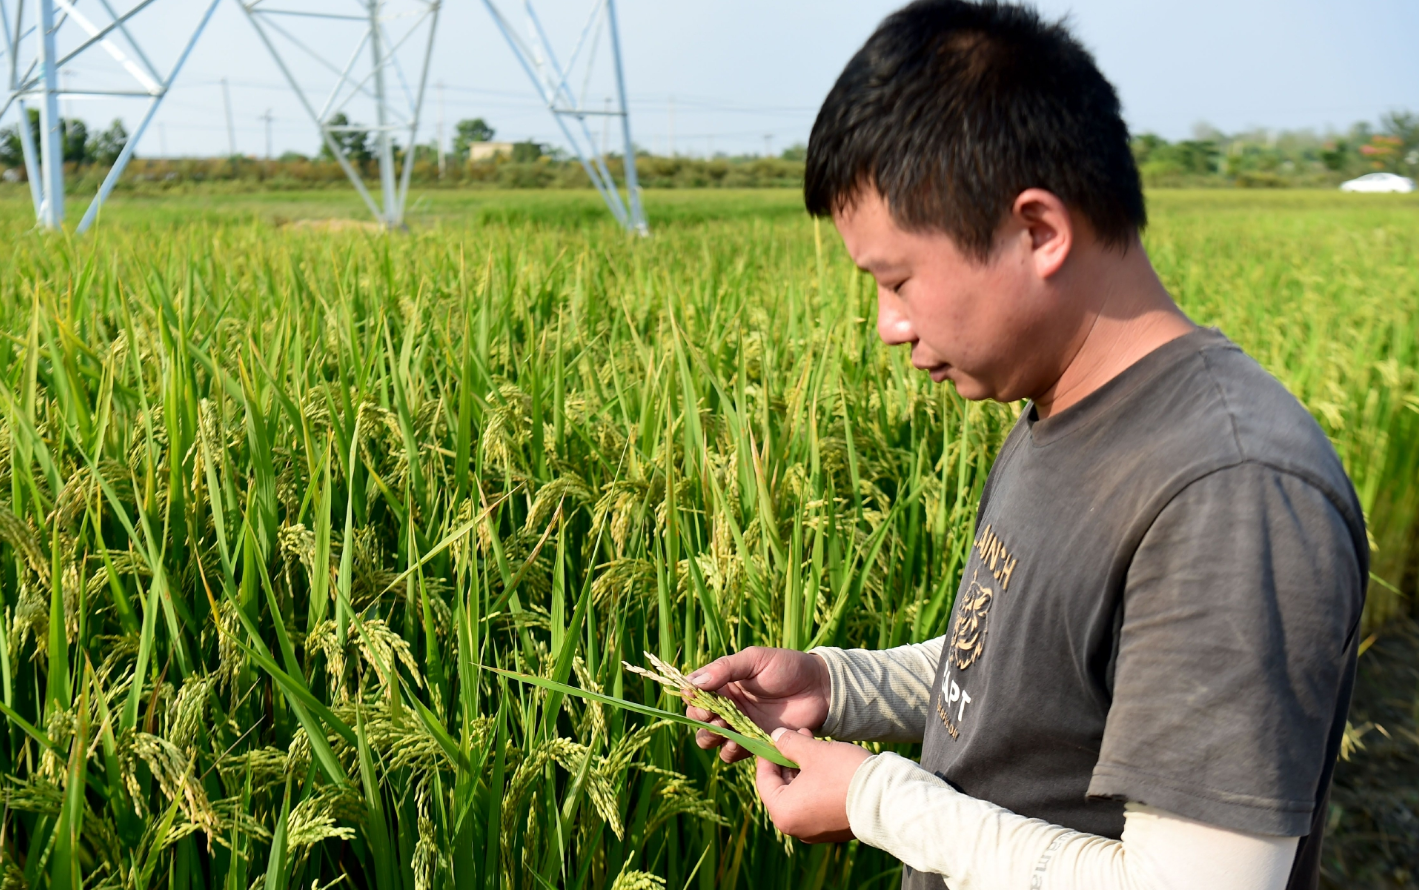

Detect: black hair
[804, 0, 1145, 260]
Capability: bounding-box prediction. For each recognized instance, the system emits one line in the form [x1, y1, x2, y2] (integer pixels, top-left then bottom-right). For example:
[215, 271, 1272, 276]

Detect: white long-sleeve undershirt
[812, 643, 1300, 890]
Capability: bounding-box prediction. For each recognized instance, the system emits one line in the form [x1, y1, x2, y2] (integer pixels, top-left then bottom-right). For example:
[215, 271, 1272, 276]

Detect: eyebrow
[853, 254, 891, 273]
[858, 258, 905, 278]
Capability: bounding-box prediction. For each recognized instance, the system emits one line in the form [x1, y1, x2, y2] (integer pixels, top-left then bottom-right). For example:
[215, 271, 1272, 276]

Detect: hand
[756, 728, 872, 843]
[684, 647, 831, 763]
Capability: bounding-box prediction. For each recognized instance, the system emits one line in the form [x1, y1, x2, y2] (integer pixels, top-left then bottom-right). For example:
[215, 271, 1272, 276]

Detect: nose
[876, 289, 915, 347]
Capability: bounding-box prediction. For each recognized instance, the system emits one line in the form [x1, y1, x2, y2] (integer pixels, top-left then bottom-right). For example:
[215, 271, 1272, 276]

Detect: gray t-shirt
[906, 328, 1367, 890]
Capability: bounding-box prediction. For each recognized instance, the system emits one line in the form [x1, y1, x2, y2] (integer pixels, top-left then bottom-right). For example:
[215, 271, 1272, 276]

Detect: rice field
[0, 188, 1415, 890]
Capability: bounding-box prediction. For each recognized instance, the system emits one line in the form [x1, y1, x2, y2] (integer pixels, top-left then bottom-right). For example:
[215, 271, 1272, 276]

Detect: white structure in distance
[0, 0, 223, 231]
[1339, 172, 1415, 193]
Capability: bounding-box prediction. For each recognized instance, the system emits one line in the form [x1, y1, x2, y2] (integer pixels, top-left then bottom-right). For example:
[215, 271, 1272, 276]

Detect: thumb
[770, 726, 826, 762]
[687, 650, 761, 692]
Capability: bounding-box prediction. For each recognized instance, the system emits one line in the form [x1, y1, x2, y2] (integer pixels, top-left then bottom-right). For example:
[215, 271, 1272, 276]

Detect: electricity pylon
[0, 0, 222, 232]
[238, 0, 440, 230]
[481, 0, 646, 234]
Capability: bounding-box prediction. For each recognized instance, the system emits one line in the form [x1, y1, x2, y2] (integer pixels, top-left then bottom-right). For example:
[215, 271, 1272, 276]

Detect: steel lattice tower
[241, 0, 646, 232]
[1, 0, 222, 231]
[481, 0, 645, 233]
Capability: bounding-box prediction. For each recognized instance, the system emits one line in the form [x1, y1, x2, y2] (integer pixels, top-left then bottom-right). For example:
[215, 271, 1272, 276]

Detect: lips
[911, 356, 951, 381]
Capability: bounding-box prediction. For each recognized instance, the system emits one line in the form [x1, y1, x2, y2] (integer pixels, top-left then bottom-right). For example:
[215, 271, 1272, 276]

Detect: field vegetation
[0, 188, 1415, 889]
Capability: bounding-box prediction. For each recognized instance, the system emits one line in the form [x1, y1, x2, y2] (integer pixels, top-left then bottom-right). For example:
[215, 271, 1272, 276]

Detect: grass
[0, 187, 1414, 890]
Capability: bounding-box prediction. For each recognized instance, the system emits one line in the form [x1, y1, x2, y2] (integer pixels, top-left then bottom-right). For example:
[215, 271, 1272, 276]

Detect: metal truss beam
[239, 0, 440, 230]
[481, 0, 646, 234]
[0, 0, 221, 232]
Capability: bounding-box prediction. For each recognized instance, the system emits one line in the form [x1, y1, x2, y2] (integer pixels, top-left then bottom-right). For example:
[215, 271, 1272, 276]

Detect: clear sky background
[18, 0, 1419, 159]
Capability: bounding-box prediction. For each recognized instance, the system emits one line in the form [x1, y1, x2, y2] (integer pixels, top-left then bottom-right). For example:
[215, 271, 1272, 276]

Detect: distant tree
[0, 131, 18, 168]
[1380, 110, 1417, 147]
[1171, 140, 1219, 175]
[1190, 121, 1223, 143]
[0, 109, 39, 168]
[319, 113, 373, 163]
[1130, 133, 1167, 166]
[1379, 110, 1418, 171]
[0, 122, 27, 169]
[278, 150, 309, 162]
[1319, 141, 1349, 171]
[1, 112, 109, 166]
[453, 118, 495, 158]
[511, 140, 543, 163]
[779, 143, 807, 161]
[1131, 133, 1218, 180]
[61, 118, 89, 163]
[1359, 134, 1402, 170]
[90, 119, 128, 165]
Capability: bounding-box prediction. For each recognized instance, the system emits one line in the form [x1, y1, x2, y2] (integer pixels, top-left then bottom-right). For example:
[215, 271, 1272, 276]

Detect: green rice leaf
[482, 666, 797, 769]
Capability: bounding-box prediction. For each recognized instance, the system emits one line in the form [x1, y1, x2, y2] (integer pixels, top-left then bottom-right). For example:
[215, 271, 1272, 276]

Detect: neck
[1031, 240, 1196, 419]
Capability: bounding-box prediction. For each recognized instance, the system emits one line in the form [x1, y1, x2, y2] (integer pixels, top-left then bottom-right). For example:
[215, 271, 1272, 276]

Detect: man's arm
[846, 751, 1298, 890]
[755, 734, 1298, 890]
[687, 639, 945, 759]
[811, 637, 945, 742]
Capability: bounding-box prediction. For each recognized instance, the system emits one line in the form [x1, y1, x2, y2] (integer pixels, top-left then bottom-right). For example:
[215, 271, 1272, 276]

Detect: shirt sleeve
[1088, 462, 1365, 836]
[847, 752, 1299, 890]
[810, 636, 944, 742]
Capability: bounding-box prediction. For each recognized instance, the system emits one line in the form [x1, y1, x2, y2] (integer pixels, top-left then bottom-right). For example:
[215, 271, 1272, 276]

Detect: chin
[945, 376, 994, 402]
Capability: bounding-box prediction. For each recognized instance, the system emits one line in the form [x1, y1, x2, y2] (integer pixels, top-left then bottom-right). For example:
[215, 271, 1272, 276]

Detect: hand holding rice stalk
[622, 653, 777, 751]
[485, 654, 796, 768]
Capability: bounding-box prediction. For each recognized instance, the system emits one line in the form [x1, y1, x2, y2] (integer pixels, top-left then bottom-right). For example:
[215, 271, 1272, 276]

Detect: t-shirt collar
[1025, 327, 1229, 447]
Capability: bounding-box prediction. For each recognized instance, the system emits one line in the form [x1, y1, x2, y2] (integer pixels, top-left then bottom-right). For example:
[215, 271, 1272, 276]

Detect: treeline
[0, 110, 129, 169]
[0, 150, 807, 193]
[0, 110, 808, 192]
[9, 108, 1417, 193]
[1132, 111, 1418, 187]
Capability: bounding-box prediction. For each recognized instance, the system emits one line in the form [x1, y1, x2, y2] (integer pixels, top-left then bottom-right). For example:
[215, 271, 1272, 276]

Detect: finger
[695, 728, 727, 749]
[686, 648, 767, 692]
[720, 740, 752, 763]
[770, 726, 827, 764]
[685, 706, 716, 723]
[689, 718, 726, 743]
[755, 749, 791, 801]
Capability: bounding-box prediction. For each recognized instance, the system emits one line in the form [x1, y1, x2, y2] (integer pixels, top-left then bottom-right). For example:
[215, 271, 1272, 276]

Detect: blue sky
[17, 0, 1419, 159]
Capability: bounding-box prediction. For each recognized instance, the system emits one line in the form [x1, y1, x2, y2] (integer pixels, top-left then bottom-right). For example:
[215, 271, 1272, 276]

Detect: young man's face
[833, 187, 1071, 403]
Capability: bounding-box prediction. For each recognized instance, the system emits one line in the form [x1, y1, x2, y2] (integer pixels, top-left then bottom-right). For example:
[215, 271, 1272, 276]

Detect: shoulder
[1176, 332, 1364, 538]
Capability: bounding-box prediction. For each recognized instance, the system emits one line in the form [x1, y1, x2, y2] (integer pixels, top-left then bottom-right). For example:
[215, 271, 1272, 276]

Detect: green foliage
[779, 144, 808, 162]
[1132, 111, 1419, 187]
[0, 112, 128, 171]
[90, 119, 128, 166]
[319, 113, 374, 164]
[1133, 134, 1218, 178]
[20, 154, 807, 194]
[60, 117, 88, 164]
[0, 188, 1413, 889]
[510, 140, 544, 163]
[0, 114, 26, 168]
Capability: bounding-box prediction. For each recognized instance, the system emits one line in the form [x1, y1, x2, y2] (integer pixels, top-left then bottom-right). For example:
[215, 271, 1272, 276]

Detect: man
[684, 3, 1367, 888]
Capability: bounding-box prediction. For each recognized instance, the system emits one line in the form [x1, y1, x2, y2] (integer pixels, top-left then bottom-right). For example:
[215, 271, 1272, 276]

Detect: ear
[1010, 188, 1073, 279]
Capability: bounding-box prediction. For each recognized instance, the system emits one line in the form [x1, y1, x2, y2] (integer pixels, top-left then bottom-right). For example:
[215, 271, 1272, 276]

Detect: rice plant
[0, 188, 1413, 890]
